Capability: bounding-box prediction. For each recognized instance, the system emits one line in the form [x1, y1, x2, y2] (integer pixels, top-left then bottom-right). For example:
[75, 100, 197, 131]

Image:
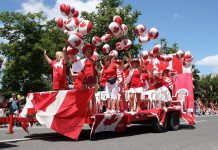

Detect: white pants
[105, 81, 119, 100]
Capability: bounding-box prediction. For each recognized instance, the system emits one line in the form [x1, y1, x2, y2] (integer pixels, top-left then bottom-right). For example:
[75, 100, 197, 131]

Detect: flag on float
[20, 88, 95, 140]
[90, 113, 128, 136]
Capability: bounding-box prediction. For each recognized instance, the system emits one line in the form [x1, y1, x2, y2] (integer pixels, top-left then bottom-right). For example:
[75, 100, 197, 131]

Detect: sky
[0, 0, 218, 75]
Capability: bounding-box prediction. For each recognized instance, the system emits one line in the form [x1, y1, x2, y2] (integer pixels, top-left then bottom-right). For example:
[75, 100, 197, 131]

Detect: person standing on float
[101, 51, 120, 113]
[44, 47, 68, 90]
[71, 43, 99, 114]
[126, 58, 143, 113]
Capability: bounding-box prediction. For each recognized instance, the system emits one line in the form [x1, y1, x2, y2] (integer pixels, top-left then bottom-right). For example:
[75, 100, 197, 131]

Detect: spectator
[9, 93, 19, 117]
[0, 90, 5, 105]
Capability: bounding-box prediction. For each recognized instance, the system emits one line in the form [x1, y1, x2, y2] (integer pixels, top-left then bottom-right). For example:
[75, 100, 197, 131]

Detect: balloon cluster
[91, 15, 132, 57]
[57, 3, 93, 57]
[134, 24, 159, 44]
[141, 47, 192, 68]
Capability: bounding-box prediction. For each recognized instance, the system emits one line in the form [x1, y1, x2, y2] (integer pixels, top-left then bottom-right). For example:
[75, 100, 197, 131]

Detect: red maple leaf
[113, 27, 119, 33]
[74, 40, 81, 47]
[146, 59, 154, 73]
[79, 22, 86, 27]
[156, 60, 169, 71]
[103, 114, 118, 126]
[123, 40, 128, 45]
[140, 28, 145, 33]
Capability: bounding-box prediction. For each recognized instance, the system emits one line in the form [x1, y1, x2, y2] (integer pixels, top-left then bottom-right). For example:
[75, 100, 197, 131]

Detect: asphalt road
[0, 115, 218, 150]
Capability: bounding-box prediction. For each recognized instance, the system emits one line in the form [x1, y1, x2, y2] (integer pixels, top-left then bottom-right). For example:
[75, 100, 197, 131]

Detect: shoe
[129, 111, 136, 115]
[108, 109, 116, 114]
[104, 109, 111, 114]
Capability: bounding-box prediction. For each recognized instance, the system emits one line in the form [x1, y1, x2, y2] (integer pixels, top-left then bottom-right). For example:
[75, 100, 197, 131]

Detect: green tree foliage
[81, 0, 142, 59]
[198, 74, 218, 106]
[0, 11, 65, 95]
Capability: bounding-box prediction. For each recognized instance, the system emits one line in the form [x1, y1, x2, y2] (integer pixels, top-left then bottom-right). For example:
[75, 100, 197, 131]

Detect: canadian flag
[91, 113, 128, 136]
[20, 88, 95, 140]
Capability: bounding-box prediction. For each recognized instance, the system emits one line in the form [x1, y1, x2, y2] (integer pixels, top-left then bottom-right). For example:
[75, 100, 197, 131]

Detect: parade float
[0, 2, 195, 140]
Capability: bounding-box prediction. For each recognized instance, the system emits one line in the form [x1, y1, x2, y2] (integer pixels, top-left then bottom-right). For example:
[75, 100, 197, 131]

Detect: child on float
[125, 58, 143, 113]
[70, 43, 99, 114]
[44, 47, 68, 90]
[101, 50, 120, 114]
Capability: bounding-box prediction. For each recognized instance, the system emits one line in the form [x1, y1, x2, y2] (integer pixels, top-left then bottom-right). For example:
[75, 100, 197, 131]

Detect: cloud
[196, 55, 218, 73]
[18, 0, 101, 20]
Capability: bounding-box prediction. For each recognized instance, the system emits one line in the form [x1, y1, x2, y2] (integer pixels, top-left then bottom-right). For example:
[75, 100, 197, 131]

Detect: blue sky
[0, 0, 218, 74]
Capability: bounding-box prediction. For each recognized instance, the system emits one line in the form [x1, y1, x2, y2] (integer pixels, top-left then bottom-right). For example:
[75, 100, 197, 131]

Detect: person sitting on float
[44, 47, 68, 90]
[125, 58, 143, 113]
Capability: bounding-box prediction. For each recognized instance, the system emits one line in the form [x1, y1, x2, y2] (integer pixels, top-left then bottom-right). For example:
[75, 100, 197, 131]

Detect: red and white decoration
[68, 33, 84, 48]
[120, 39, 132, 50]
[121, 24, 128, 36]
[92, 51, 99, 61]
[91, 113, 128, 135]
[148, 27, 159, 39]
[113, 15, 122, 25]
[92, 36, 102, 46]
[20, 89, 95, 140]
[108, 22, 123, 37]
[78, 20, 93, 35]
[176, 50, 185, 58]
[134, 24, 146, 36]
[153, 44, 161, 55]
[142, 50, 149, 60]
[67, 45, 79, 55]
[65, 17, 79, 31]
[109, 50, 118, 58]
[60, 3, 70, 16]
[102, 44, 110, 54]
[57, 18, 65, 31]
[138, 34, 150, 44]
[101, 34, 111, 42]
[116, 42, 123, 50]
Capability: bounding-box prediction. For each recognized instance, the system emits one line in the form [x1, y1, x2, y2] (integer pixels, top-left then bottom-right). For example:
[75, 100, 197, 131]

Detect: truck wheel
[152, 118, 166, 133]
[167, 112, 180, 131]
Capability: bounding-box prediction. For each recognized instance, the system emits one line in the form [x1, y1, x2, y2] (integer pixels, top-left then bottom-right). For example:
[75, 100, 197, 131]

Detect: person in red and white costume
[44, 47, 68, 90]
[101, 53, 121, 114]
[70, 43, 99, 114]
[125, 58, 143, 113]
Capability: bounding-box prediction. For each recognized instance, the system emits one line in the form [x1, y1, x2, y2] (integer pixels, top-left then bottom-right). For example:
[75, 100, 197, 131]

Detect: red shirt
[83, 59, 96, 77]
[103, 62, 117, 80]
[130, 69, 143, 88]
[50, 60, 67, 90]
[148, 77, 162, 90]
[73, 72, 84, 89]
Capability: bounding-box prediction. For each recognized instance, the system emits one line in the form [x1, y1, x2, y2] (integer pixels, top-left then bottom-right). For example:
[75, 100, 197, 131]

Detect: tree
[0, 11, 65, 95]
[81, 0, 142, 59]
[198, 74, 218, 106]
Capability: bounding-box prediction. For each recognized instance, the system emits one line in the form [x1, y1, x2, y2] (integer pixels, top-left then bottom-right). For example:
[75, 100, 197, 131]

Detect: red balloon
[113, 15, 122, 26]
[60, 4, 70, 16]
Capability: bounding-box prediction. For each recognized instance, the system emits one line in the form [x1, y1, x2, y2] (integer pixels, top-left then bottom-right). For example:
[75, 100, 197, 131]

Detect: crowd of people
[1, 43, 218, 118]
[0, 91, 24, 119]
[42, 43, 177, 114]
[195, 98, 218, 115]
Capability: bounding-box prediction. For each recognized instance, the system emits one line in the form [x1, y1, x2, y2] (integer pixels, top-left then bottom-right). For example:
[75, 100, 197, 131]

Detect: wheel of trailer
[152, 118, 166, 133]
[167, 112, 180, 131]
